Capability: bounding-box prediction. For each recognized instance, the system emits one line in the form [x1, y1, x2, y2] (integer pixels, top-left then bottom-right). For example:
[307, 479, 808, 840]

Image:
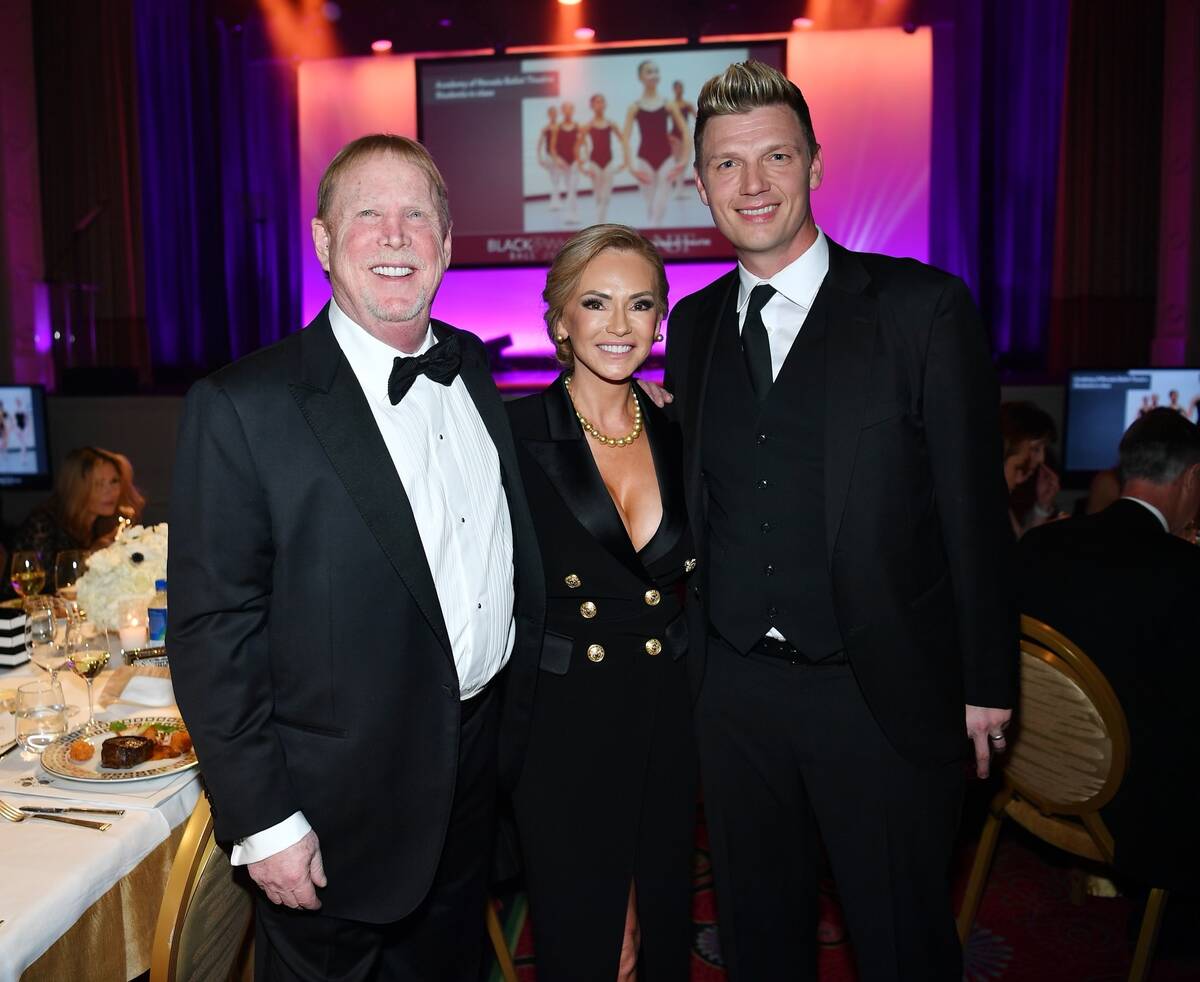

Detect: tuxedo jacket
[1017, 499, 1200, 888]
[168, 307, 544, 923]
[664, 239, 1018, 764]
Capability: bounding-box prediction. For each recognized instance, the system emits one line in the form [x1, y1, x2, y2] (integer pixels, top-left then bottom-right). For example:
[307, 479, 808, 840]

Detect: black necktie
[741, 283, 776, 401]
[387, 333, 463, 404]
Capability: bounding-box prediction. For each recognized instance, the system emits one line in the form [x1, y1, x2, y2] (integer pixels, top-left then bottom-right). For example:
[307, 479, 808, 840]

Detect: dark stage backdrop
[134, 0, 301, 382]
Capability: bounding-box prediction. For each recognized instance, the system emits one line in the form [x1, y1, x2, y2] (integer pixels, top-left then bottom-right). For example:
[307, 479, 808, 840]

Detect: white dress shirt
[736, 229, 830, 642]
[1122, 496, 1169, 532]
[231, 300, 516, 865]
[736, 227, 830, 380]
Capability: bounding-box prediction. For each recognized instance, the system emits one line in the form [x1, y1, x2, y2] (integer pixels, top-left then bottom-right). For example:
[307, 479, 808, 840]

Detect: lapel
[821, 239, 878, 558]
[681, 270, 739, 542]
[521, 375, 647, 580]
[288, 307, 452, 664]
[638, 399, 689, 568]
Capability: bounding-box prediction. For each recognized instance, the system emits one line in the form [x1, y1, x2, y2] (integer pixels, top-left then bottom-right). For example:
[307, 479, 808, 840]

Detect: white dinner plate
[40, 715, 198, 783]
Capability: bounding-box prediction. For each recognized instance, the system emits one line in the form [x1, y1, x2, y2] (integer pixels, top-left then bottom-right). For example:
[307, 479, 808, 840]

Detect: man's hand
[248, 829, 327, 909]
[1035, 464, 1060, 512]
[965, 704, 1013, 779]
[636, 377, 674, 408]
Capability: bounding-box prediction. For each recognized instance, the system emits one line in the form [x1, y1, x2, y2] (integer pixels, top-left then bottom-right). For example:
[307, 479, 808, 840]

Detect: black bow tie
[387, 333, 463, 404]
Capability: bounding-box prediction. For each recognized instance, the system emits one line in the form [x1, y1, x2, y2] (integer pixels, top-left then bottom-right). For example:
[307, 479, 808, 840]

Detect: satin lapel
[289, 315, 453, 662]
[522, 378, 646, 580]
[682, 272, 739, 542]
[638, 396, 688, 567]
[822, 243, 878, 558]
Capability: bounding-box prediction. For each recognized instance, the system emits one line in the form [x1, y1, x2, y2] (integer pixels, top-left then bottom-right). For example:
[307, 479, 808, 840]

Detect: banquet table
[0, 659, 202, 982]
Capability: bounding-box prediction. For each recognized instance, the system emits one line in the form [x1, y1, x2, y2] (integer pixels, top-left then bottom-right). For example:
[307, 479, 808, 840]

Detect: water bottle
[147, 579, 168, 647]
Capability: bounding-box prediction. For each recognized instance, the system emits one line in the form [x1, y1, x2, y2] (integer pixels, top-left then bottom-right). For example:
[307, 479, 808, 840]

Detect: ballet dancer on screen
[552, 101, 582, 225]
[0, 401, 8, 452]
[12, 398, 27, 456]
[622, 60, 688, 228]
[538, 105, 565, 211]
[580, 94, 621, 223]
[667, 80, 696, 200]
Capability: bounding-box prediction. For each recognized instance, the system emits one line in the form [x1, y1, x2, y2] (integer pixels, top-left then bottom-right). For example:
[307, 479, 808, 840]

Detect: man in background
[1018, 407, 1200, 890]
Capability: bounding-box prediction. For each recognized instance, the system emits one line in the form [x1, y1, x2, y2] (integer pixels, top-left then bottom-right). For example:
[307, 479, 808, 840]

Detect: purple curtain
[135, 0, 300, 383]
[928, 0, 1069, 371]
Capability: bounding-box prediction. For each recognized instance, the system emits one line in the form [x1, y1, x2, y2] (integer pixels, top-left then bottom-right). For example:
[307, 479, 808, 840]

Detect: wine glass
[67, 624, 110, 725]
[14, 678, 67, 754]
[24, 597, 66, 680]
[54, 550, 85, 601]
[10, 551, 45, 601]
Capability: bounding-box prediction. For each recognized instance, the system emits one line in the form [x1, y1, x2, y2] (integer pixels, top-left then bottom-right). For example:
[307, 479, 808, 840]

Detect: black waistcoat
[701, 298, 844, 657]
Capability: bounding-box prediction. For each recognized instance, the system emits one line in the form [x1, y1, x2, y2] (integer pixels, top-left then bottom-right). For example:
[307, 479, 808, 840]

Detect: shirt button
[760, 522, 771, 533]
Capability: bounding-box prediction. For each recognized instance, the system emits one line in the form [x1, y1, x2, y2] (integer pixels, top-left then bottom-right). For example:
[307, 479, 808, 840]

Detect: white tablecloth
[0, 663, 201, 982]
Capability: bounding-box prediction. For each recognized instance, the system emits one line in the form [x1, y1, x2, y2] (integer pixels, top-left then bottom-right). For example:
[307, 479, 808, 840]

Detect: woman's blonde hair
[542, 224, 669, 369]
[55, 447, 145, 547]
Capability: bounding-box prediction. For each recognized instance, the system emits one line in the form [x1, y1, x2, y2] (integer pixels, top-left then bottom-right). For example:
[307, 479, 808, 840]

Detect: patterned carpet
[490, 799, 1200, 981]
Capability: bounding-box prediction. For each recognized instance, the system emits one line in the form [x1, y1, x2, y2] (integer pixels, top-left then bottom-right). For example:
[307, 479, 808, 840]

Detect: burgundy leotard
[635, 106, 671, 169]
[669, 104, 693, 139]
[588, 124, 614, 168]
[554, 124, 578, 164]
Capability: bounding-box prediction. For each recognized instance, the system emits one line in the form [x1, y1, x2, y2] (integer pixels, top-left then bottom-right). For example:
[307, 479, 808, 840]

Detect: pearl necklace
[564, 375, 643, 448]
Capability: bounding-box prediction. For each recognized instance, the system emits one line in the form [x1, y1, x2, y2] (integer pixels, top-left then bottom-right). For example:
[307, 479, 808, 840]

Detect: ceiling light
[371, 39, 393, 53]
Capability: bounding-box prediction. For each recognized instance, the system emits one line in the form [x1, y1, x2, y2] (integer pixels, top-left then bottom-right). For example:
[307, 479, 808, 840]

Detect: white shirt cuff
[229, 811, 312, 866]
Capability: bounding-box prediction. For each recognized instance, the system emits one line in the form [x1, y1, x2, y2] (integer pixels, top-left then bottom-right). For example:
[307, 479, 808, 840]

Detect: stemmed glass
[10, 551, 45, 602]
[54, 550, 84, 601]
[24, 597, 67, 681]
[66, 622, 110, 725]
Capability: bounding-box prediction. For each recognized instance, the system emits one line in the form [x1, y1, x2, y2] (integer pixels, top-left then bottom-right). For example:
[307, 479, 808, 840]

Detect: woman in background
[552, 100, 582, 224]
[507, 225, 696, 981]
[1000, 402, 1063, 536]
[538, 104, 565, 211]
[622, 60, 689, 228]
[14, 446, 145, 559]
[666, 80, 695, 200]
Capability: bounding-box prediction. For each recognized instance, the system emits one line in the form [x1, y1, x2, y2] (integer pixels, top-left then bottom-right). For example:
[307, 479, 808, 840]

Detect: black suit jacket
[168, 307, 544, 923]
[1018, 499, 1200, 888]
[664, 239, 1017, 763]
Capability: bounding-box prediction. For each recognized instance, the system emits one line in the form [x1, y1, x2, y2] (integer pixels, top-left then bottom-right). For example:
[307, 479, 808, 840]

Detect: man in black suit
[169, 135, 543, 980]
[663, 62, 1016, 980]
[1018, 408, 1200, 890]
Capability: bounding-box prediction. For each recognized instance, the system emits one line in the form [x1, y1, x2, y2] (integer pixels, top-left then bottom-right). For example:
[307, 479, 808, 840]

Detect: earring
[654, 333, 664, 341]
[557, 335, 568, 343]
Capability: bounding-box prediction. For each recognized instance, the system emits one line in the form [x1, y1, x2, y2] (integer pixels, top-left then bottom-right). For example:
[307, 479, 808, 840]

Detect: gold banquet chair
[150, 793, 255, 982]
[956, 615, 1168, 982]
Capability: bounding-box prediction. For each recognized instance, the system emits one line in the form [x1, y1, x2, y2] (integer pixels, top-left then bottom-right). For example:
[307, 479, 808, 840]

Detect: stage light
[438, 17, 453, 27]
[558, 0, 583, 6]
[574, 26, 596, 40]
[371, 38, 393, 53]
[792, 16, 814, 29]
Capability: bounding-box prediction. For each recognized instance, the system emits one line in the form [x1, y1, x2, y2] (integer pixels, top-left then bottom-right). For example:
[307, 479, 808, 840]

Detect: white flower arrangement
[74, 523, 168, 630]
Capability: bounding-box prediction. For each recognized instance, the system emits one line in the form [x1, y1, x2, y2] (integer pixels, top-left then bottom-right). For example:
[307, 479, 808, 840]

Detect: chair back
[150, 793, 254, 982]
[1006, 616, 1131, 820]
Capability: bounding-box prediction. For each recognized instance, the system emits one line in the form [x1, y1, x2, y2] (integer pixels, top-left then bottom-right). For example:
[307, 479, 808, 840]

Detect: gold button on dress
[587, 644, 605, 663]
[565, 574, 582, 589]
[644, 589, 661, 606]
[580, 601, 597, 619]
[645, 638, 663, 656]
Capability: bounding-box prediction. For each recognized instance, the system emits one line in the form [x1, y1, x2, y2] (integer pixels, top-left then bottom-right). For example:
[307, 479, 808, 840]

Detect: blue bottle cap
[154, 579, 167, 591]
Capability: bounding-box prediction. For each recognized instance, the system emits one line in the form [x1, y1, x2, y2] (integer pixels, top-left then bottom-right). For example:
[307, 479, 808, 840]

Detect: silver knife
[23, 813, 110, 831]
[20, 805, 126, 816]
[0, 740, 16, 758]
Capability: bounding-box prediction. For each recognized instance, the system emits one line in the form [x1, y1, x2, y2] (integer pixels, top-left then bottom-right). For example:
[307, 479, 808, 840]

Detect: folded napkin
[99, 664, 175, 708]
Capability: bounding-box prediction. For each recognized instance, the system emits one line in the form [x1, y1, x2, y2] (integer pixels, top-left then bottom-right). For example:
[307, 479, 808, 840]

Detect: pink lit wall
[297, 29, 932, 355]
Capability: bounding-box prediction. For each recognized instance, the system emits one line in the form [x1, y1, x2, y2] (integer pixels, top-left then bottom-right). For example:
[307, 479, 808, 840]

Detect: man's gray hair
[1118, 408, 1200, 486]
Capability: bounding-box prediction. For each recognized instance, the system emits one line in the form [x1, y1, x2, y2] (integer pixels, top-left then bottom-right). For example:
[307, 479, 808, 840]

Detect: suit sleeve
[168, 378, 298, 844]
[922, 277, 1018, 709]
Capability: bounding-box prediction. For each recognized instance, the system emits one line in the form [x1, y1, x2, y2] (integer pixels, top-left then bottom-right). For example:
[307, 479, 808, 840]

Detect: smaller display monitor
[1064, 368, 1200, 474]
[0, 384, 51, 490]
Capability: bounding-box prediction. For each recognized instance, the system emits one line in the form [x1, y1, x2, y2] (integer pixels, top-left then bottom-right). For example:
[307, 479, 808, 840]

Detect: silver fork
[0, 798, 110, 831]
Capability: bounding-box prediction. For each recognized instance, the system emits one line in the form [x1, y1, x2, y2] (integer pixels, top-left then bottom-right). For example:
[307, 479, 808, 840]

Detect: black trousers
[254, 687, 499, 982]
[695, 637, 964, 981]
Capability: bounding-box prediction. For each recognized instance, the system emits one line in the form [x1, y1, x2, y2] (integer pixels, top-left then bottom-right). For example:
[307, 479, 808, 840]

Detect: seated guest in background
[14, 446, 144, 557]
[1017, 408, 1200, 891]
[506, 224, 696, 981]
[1000, 401, 1063, 535]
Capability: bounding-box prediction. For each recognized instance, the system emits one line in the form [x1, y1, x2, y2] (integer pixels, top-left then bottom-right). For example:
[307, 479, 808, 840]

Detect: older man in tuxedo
[1019, 408, 1200, 890]
[663, 61, 1016, 980]
[169, 134, 543, 980]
